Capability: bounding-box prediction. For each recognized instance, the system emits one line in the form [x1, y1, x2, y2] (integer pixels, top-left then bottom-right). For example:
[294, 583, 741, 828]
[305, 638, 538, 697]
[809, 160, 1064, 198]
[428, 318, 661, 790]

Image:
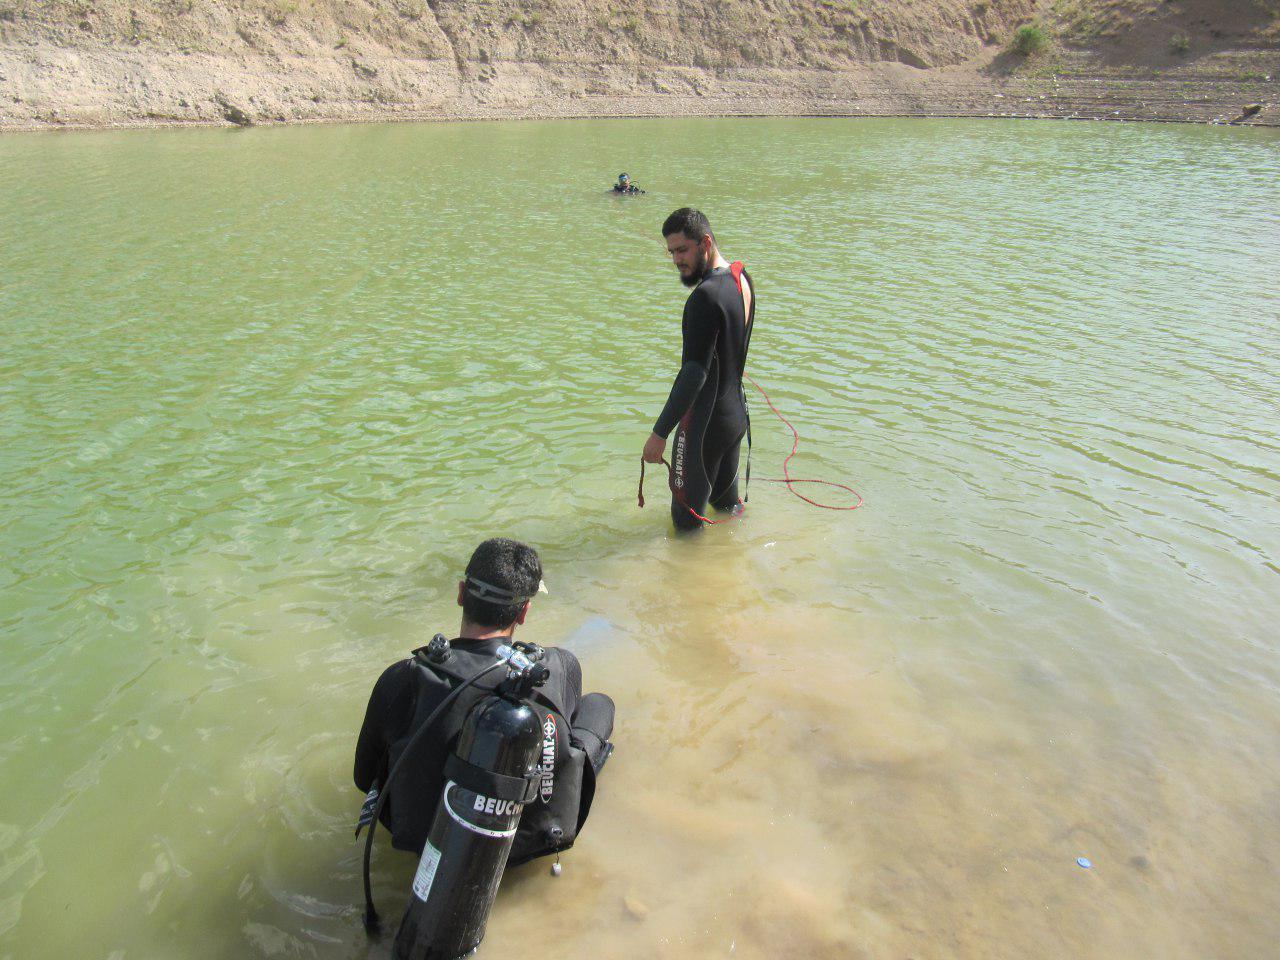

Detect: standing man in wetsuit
[642, 208, 755, 531]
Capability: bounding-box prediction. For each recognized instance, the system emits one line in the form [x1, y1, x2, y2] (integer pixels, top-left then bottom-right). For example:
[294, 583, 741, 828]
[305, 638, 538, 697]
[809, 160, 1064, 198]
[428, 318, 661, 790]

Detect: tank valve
[425, 634, 451, 664]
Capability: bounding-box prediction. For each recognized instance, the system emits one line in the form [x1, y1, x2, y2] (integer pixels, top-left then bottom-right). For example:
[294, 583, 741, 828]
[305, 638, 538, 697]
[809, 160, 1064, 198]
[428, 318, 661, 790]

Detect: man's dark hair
[462, 538, 542, 629]
[662, 207, 714, 244]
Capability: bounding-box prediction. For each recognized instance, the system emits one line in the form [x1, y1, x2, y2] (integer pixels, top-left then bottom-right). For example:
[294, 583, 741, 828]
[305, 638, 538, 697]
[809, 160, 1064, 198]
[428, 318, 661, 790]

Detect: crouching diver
[354, 538, 615, 959]
[642, 208, 755, 531]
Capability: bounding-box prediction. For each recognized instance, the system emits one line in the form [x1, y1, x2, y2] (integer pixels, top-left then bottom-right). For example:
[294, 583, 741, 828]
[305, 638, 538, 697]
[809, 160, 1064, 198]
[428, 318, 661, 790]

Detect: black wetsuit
[354, 637, 614, 861]
[653, 263, 755, 530]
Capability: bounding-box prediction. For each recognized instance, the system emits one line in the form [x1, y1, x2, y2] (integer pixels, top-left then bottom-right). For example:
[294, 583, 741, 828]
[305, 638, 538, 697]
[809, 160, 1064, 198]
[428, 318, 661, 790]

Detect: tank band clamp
[444, 753, 539, 803]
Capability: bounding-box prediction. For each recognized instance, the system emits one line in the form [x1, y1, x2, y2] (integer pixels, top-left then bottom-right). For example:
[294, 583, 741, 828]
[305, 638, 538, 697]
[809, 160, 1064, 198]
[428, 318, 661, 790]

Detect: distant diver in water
[642, 208, 754, 531]
[613, 172, 645, 195]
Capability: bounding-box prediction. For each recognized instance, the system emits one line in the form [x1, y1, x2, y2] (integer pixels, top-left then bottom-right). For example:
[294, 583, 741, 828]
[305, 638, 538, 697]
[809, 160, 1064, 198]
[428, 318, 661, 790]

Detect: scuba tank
[393, 645, 548, 960]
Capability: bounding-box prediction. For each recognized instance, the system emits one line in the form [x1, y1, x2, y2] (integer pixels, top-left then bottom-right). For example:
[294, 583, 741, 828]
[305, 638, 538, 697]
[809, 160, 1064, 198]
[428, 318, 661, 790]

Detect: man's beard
[679, 248, 710, 288]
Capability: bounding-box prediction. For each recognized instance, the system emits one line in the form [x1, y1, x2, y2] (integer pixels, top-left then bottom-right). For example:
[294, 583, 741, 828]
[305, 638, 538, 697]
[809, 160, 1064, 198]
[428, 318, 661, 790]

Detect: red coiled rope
[637, 373, 863, 522]
[742, 373, 864, 511]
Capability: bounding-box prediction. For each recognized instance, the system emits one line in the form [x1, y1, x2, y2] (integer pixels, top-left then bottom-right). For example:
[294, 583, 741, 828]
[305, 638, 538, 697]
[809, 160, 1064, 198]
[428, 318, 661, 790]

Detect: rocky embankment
[1, 0, 1276, 130]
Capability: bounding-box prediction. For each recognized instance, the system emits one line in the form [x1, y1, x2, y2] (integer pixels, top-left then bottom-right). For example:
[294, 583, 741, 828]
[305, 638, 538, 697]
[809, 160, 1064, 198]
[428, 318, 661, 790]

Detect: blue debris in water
[1077, 857, 1092, 869]
[562, 616, 614, 653]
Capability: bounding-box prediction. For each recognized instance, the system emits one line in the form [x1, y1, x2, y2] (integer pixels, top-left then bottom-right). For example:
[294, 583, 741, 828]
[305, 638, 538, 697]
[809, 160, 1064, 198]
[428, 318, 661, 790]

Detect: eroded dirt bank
[1, 0, 1275, 130]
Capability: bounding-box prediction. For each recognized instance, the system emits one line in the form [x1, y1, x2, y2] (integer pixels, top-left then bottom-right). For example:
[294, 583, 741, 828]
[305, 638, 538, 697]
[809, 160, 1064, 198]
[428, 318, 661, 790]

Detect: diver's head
[618, 172, 630, 185]
[457, 538, 543, 634]
[662, 207, 716, 288]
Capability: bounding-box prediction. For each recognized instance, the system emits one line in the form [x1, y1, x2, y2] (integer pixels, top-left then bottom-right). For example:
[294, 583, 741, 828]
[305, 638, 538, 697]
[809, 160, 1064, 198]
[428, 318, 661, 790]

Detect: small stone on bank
[624, 894, 650, 920]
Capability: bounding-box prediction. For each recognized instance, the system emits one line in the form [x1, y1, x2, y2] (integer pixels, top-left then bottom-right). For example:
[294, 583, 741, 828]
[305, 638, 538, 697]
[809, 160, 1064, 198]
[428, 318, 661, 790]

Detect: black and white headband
[465, 575, 547, 605]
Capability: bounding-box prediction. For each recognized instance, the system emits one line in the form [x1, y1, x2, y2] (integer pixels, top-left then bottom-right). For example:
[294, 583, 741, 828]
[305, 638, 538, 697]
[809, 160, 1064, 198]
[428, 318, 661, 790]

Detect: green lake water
[2, 117, 1279, 959]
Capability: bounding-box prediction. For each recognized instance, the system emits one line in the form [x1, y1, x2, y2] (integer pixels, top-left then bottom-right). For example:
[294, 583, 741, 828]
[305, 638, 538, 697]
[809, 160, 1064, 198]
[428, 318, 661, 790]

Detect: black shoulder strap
[413, 647, 503, 691]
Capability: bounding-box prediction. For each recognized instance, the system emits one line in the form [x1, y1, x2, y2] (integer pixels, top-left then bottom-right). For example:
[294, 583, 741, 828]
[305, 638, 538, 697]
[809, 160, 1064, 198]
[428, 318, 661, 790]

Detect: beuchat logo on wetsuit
[672, 432, 687, 488]
[538, 714, 556, 802]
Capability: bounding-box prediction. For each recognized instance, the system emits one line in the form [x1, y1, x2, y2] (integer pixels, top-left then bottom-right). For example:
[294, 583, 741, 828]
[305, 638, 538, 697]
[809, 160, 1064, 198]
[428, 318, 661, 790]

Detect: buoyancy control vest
[383, 640, 596, 867]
